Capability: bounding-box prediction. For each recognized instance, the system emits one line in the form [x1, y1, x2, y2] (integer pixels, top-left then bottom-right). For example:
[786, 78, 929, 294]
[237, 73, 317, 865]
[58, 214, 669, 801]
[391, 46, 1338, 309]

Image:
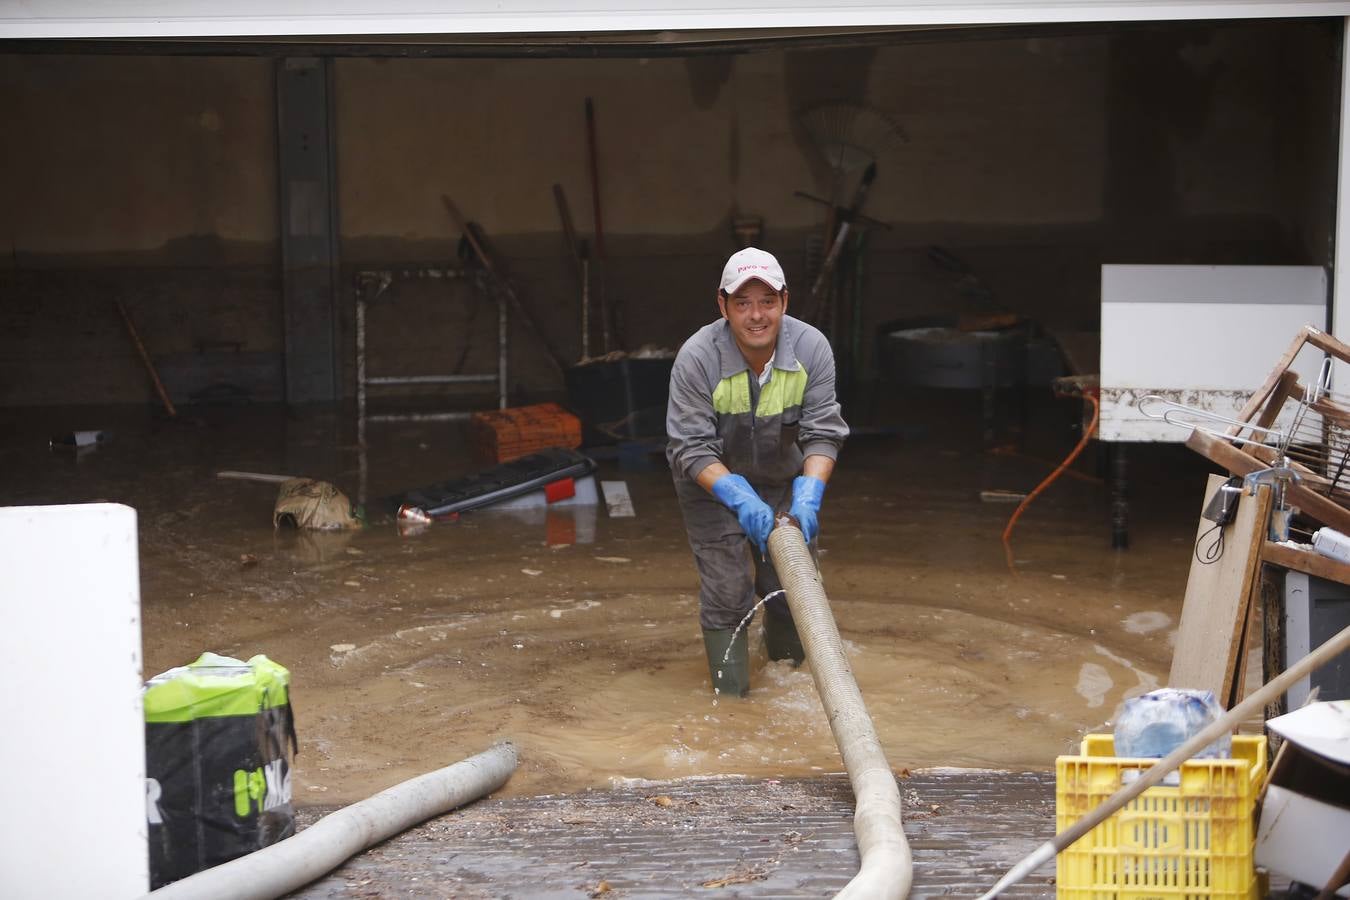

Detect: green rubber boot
[702, 627, 751, 697]
[763, 609, 805, 667]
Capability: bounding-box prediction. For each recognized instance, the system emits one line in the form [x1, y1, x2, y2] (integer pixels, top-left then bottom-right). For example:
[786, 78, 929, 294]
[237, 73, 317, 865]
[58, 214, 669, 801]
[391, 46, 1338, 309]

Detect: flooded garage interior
[5, 393, 1211, 804]
[2, 13, 1345, 898]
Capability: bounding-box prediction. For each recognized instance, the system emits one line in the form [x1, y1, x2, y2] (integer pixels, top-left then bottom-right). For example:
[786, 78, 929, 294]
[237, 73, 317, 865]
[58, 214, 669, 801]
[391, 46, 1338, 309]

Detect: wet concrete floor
[2, 392, 1214, 886]
[293, 770, 1059, 898]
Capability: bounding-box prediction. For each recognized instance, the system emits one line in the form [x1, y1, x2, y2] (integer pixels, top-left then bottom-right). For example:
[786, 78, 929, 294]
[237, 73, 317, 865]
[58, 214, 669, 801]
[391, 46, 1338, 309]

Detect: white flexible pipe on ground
[769, 520, 913, 900]
[144, 741, 518, 900]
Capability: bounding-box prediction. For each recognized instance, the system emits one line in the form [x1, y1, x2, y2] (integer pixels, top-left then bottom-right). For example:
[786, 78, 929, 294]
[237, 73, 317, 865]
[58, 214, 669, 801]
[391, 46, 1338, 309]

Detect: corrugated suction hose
[144, 742, 518, 900]
[768, 518, 912, 899]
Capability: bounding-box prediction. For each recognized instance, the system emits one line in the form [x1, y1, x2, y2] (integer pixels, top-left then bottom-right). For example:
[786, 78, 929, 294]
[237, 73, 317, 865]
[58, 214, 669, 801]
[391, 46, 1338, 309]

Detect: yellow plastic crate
[1055, 734, 1267, 900]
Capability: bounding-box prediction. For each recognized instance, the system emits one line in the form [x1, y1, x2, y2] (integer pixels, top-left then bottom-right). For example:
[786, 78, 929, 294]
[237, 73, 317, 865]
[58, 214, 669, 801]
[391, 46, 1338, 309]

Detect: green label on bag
[233, 768, 265, 817]
[232, 759, 292, 818]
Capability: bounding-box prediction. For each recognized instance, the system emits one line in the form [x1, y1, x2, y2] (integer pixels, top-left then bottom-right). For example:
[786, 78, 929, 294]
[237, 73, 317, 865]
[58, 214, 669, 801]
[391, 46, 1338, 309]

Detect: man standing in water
[666, 248, 848, 696]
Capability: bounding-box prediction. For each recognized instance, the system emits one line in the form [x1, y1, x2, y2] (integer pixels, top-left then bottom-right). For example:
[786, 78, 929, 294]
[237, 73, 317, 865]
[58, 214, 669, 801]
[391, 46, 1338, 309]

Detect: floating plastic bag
[1114, 688, 1231, 759]
[273, 478, 360, 530]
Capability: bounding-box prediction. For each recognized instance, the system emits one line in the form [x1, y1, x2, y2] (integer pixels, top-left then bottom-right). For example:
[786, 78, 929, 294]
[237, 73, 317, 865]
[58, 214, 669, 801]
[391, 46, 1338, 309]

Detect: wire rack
[1143, 326, 1350, 512]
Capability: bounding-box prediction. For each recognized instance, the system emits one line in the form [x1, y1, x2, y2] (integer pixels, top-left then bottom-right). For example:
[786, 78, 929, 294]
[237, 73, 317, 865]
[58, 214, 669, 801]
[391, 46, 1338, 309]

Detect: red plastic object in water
[546, 511, 577, 546]
[544, 478, 575, 503]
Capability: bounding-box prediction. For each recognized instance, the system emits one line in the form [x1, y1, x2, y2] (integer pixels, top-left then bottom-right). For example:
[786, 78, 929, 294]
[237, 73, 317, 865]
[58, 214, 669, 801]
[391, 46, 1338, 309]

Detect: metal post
[278, 57, 339, 404]
[356, 295, 367, 429]
[981, 342, 997, 448]
[581, 256, 591, 360]
[1111, 442, 1129, 550]
[356, 294, 367, 507]
[364, 375, 497, 385]
[498, 280, 509, 410]
[366, 412, 473, 423]
[1333, 17, 1350, 380]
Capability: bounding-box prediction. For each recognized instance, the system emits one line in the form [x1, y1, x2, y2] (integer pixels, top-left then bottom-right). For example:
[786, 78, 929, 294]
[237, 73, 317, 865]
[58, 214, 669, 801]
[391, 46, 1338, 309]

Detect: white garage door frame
[5, 1, 1350, 342]
[0, 2, 1348, 36]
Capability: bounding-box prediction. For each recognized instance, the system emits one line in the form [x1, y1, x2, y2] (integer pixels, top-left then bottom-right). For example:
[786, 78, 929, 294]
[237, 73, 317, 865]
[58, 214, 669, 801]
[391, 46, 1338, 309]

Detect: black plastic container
[565, 358, 674, 445]
[392, 448, 598, 517]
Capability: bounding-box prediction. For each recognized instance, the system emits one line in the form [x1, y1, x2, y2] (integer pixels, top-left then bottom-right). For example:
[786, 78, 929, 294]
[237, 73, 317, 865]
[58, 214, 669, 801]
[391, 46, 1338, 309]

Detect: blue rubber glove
[711, 473, 774, 558]
[789, 475, 826, 544]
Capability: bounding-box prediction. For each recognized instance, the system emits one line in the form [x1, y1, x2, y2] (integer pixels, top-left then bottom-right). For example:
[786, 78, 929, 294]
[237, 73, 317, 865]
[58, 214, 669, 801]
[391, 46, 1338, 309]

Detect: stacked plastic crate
[469, 402, 582, 464]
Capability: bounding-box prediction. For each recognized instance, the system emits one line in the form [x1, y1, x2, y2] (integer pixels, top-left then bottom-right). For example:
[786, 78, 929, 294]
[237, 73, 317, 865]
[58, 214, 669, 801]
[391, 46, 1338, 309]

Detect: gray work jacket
[666, 314, 848, 485]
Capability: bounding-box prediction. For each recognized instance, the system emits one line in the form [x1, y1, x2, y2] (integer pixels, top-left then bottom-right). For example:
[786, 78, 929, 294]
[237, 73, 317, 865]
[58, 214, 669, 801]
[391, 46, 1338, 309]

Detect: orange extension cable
[1001, 391, 1101, 558]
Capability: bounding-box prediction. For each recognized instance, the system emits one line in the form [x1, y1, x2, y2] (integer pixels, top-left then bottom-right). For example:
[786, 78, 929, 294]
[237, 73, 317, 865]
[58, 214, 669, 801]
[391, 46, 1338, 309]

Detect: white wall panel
[0, 504, 147, 900]
[1100, 265, 1327, 442]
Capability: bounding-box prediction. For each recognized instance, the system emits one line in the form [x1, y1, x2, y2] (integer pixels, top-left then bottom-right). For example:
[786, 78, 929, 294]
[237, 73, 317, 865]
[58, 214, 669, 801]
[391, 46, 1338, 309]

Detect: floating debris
[702, 867, 768, 888]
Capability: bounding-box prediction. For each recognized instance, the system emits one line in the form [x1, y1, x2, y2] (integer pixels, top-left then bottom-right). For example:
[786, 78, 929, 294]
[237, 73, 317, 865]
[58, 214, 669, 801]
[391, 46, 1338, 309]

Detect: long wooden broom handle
[114, 300, 177, 417]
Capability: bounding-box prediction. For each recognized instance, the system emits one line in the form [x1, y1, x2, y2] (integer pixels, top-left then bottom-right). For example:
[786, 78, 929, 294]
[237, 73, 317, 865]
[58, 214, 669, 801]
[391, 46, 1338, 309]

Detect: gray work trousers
[674, 476, 807, 630]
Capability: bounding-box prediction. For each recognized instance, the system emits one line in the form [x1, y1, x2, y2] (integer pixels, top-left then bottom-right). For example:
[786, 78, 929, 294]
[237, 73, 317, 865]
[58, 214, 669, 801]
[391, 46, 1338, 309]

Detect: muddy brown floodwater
[3, 397, 1207, 806]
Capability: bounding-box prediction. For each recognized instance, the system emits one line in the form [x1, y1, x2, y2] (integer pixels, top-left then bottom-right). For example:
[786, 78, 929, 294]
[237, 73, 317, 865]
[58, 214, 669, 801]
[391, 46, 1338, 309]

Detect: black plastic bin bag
[143, 652, 296, 888]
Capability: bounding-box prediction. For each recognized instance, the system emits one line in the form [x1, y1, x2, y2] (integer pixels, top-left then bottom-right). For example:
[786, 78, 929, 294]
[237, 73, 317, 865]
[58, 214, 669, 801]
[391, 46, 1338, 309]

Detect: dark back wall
[0, 19, 1339, 406]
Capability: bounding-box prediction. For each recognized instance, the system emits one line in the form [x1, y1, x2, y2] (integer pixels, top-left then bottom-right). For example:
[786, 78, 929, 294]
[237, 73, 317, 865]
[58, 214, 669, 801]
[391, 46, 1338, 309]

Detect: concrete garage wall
[337, 41, 1114, 393]
[0, 54, 279, 406]
[338, 21, 1338, 398]
[0, 19, 1340, 406]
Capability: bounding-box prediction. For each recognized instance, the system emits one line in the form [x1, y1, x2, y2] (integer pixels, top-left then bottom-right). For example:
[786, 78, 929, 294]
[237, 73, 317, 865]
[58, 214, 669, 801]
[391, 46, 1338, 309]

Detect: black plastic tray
[391, 447, 597, 518]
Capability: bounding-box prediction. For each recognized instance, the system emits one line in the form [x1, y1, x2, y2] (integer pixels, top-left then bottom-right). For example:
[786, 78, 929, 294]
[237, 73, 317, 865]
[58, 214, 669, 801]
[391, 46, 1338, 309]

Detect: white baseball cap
[719, 247, 786, 295]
